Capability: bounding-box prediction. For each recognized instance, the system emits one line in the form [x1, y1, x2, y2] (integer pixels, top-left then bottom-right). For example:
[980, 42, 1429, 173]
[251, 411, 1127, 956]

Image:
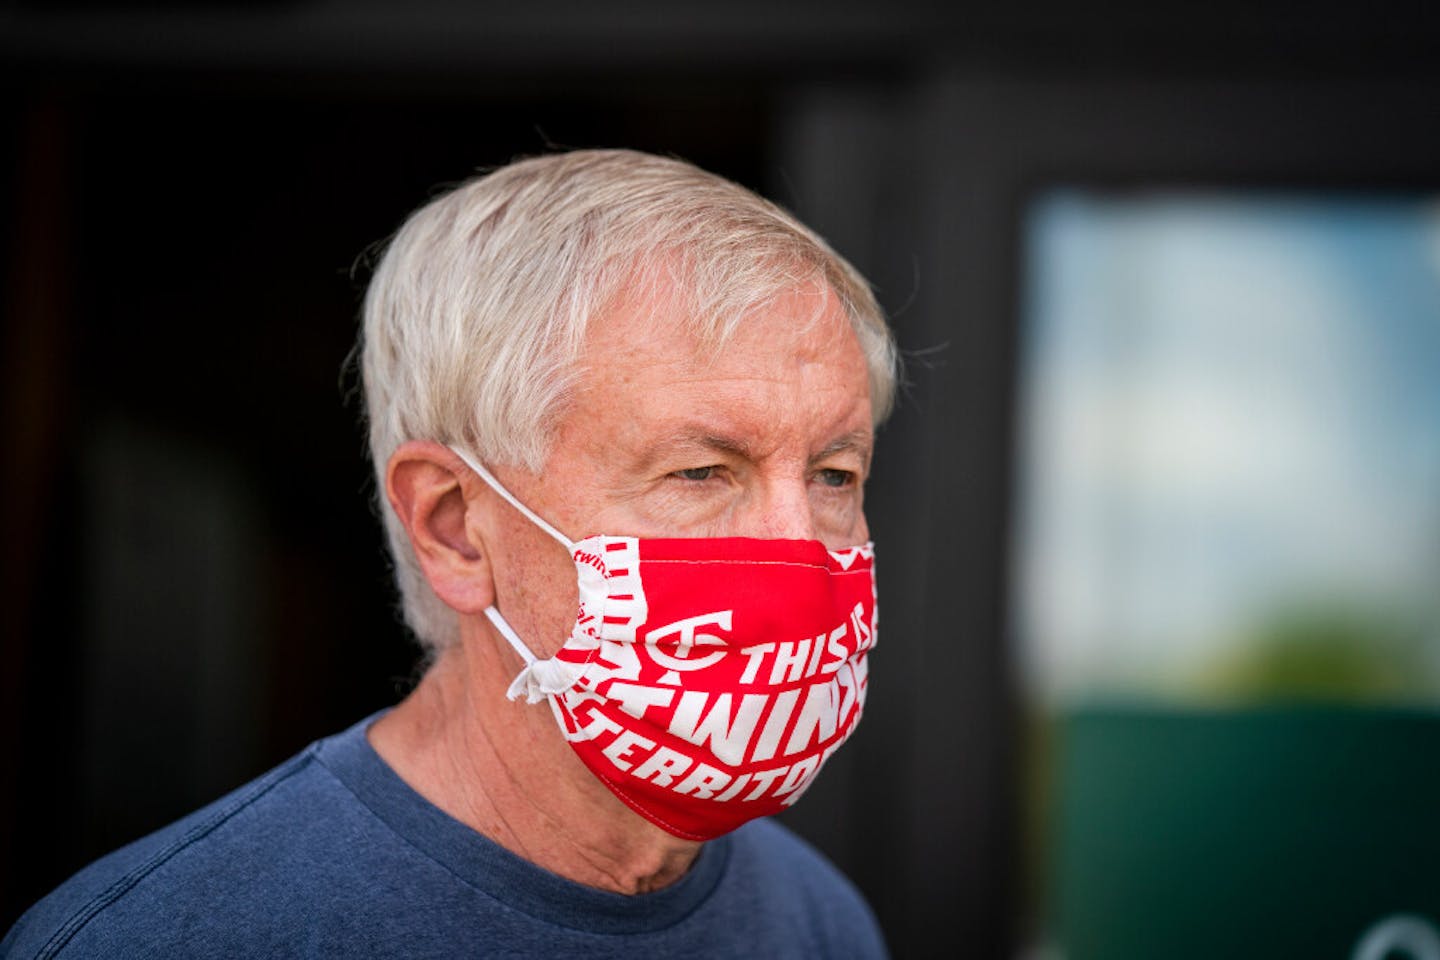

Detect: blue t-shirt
[3, 713, 887, 959]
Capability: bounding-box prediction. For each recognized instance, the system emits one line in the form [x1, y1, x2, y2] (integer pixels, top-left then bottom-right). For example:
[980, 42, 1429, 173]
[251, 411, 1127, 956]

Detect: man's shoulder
[729, 817, 845, 879]
[3, 723, 890, 960]
[2, 730, 363, 959]
[722, 818, 888, 956]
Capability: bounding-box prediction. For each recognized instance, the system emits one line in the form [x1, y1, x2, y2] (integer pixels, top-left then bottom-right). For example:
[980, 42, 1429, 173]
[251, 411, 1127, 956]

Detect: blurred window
[1013, 191, 1440, 960]
[1016, 191, 1440, 708]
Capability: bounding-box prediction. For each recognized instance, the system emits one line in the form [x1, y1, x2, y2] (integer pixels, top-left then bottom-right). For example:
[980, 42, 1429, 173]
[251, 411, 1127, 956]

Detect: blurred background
[3, 2, 1440, 957]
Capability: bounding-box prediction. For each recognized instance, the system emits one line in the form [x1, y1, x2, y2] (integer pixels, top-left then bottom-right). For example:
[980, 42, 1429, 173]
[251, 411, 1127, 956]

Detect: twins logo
[644, 610, 733, 685]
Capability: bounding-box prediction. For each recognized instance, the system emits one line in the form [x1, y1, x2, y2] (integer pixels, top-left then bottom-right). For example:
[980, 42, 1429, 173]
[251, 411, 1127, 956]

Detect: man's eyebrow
[694, 433, 753, 459]
[637, 429, 872, 469]
[810, 431, 873, 469]
[634, 431, 754, 470]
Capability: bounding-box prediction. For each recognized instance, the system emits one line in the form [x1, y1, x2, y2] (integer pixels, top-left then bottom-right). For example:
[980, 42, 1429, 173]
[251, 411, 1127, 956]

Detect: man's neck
[367, 640, 703, 895]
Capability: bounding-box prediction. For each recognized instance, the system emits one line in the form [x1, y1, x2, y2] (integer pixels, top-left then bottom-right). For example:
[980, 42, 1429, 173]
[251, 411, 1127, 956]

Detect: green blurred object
[1051, 706, 1440, 959]
[1197, 603, 1433, 705]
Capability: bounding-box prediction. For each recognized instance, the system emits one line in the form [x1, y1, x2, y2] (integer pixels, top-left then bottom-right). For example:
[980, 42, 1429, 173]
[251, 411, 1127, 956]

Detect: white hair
[360, 148, 898, 654]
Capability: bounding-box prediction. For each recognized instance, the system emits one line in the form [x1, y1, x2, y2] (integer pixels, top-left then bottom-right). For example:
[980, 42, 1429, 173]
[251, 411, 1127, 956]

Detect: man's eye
[674, 466, 717, 481]
[816, 468, 855, 488]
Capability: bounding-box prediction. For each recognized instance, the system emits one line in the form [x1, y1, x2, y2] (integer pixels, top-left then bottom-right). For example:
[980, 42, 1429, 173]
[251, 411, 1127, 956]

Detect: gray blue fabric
[3, 713, 887, 958]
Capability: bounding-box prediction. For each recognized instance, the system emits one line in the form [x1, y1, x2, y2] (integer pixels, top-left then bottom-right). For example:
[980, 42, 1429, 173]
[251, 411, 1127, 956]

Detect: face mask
[450, 447, 878, 842]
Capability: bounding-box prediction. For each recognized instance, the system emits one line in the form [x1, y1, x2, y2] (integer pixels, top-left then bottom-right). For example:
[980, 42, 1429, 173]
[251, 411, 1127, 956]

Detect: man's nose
[750, 479, 817, 541]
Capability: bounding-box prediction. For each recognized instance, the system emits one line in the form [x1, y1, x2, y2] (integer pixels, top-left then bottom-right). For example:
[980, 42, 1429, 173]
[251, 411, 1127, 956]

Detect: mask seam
[642, 559, 872, 573]
[565, 636, 607, 688]
[581, 758, 711, 842]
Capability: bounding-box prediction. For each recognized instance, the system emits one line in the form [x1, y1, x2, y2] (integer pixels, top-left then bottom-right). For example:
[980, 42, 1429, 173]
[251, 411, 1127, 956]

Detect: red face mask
[453, 448, 878, 842]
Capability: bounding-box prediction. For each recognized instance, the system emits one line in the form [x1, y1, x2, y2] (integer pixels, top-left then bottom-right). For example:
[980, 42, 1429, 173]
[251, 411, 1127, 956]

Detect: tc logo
[645, 611, 732, 684]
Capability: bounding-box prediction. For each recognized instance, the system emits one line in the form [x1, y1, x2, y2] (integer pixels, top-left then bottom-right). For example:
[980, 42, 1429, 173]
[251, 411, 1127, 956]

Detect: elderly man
[5, 150, 896, 958]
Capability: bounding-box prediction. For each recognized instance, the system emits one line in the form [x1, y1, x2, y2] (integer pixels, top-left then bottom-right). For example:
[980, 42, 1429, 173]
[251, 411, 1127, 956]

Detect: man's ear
[385, 440, 495, 614]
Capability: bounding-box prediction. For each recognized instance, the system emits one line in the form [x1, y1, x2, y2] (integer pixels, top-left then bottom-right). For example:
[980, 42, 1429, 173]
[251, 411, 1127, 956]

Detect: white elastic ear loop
[446, 446, 575, 553]
[486, 605, 585, 704]
[483, 607, 535, 666]
[448, 446, 582, 703]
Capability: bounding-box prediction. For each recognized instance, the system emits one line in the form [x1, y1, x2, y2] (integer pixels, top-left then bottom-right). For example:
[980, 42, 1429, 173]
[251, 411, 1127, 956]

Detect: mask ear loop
[487, 605, 577, 718]
[448, 446, 585, 705]
[483, 608, 535, 667]
[447, 446, 575, 553]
